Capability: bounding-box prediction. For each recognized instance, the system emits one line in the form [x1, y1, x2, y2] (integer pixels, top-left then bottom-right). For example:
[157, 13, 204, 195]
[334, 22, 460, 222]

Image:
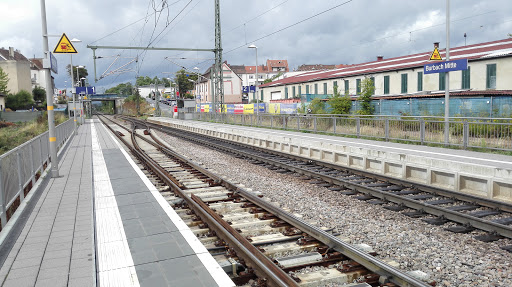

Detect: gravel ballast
[155, 130, 512, 287]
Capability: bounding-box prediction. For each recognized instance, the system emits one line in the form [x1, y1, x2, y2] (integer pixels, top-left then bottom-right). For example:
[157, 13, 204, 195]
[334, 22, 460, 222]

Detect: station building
[259, 38, 512, 116]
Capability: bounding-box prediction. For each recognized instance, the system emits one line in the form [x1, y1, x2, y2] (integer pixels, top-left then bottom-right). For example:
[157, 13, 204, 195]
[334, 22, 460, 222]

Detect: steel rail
[98, 115, 296, 287]
[146, 121, 512, 214]
[118, 116, 431, 287]
[146, 120, 512, 240]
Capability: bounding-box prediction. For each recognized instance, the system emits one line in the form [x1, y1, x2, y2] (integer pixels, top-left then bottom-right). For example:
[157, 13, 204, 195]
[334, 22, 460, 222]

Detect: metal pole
[155, 83, 161, 116]
[71, 54, 77, 134]
[255, 47, 259, 117]
[444, 0, 450, 145]
[40, 0, 59, 177]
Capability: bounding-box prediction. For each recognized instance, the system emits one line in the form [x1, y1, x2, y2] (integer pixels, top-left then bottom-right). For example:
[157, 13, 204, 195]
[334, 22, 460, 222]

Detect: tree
[6, 90, 34, 110]
[357, 77, 375, 115]
[328, 85, 351, 114]
[174, 69, 198, 97]
[263, 72, 283, 84]
[32, 86, 46, 103]
[0, 67, 9, 95]
[105, 82, 133, 96]
[136, 76, 152, 86]
[66, 65, 89, 86]
[308, 97, 326, 114]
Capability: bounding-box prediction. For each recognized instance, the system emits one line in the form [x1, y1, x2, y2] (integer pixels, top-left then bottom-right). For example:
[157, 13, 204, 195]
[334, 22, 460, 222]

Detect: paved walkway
[0, 119, 233, 287]
[0, 123, 94, 287]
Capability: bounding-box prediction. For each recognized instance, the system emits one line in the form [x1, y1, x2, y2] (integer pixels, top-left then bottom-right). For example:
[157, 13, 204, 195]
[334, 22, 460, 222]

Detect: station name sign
[424, 58, 468, 74]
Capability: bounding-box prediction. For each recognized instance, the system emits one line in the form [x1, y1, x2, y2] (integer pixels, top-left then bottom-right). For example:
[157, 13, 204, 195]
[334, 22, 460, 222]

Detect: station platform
[0, 119, 234, 287]
[148, 117, 512, 204]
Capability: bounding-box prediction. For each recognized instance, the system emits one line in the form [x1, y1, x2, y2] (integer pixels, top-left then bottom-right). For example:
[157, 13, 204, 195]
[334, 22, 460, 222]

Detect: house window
[417, 72, 423, 92]
[462, 66, 470, 89]
[285, 87, 288, 99]
[293, 86, 296, 97]
[401, 74, 408, 93]
[306, 85, 309, 94]
[260, 90, 263, 101]
[384, 75, 390, 94]
[249, 75, 254, 79]
[439, 72, 446, 90]
[356, 79, 361, 95]
[370, 77, 375, 95]
[344, 80, 349, 94]
[486, 64, 496, 89]
[323, 83, 327, 94]
[298, 86, 302, 95]
[333, 81, 337, 87]
[314, 83, 318, 94]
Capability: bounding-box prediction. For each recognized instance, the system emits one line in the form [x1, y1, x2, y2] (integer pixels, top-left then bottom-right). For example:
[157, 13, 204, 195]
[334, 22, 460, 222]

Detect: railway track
[138, 117, 512, 252]
[97, 114, 432, 287]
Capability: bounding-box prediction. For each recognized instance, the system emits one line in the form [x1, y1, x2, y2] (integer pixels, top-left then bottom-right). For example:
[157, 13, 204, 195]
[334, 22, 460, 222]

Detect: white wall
[261, 57, 512, 101]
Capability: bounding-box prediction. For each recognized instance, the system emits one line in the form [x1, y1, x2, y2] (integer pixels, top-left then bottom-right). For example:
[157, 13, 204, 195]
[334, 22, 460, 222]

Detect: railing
[194, 113, 512, 152]
[0, 118, 75, 229]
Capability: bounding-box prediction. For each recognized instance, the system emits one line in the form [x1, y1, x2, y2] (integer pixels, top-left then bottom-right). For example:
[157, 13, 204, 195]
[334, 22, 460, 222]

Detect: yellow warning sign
[429, 47, 442, 61]
[53, 33, 78, 54]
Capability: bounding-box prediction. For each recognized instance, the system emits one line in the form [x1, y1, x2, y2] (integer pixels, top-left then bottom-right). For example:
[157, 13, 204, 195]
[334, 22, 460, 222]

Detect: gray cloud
[1, 0, 511, 92]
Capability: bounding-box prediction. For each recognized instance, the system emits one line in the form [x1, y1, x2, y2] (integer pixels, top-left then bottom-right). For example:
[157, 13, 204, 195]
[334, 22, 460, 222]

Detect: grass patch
[0, 113, 68, 155]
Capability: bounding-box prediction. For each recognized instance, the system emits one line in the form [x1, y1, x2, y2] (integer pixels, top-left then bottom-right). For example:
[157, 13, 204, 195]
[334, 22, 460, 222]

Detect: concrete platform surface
[149, 117, 512, 203]
[0, 119, 234, 287]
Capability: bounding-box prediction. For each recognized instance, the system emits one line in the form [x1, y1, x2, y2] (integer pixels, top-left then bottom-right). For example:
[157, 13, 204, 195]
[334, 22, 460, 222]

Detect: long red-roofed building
[259, 38, 512, 103]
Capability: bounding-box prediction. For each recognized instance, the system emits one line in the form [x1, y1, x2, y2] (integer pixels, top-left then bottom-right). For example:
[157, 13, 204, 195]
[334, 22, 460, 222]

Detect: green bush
[6, 90, 34, 110]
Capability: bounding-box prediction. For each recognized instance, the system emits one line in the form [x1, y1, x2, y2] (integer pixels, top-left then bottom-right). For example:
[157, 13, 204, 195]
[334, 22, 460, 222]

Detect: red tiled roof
[0, 48, 29, 62]
[30, 58, 43, 70]
[266, 59, 289, 71]
[261, 38, 512, 88]
[373, 90, 512, 100]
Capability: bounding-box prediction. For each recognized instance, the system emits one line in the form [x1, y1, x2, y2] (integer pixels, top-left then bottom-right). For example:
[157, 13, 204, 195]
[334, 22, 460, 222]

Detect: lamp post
[39, 0, 59, 178]
[444, 0, 450, 145]
[69, 38, 81, 134]
[76, 65, 84, 123]
[194, 67, 200, 112]
[248, 44, 259, 117]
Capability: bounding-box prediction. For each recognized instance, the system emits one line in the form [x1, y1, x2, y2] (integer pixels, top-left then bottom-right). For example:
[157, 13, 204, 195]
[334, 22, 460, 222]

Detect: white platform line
[91, 121, 140, 287]
[99, 119, 235, 287]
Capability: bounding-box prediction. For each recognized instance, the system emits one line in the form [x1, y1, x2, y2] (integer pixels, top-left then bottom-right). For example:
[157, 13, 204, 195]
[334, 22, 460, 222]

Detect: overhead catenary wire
[224, 0, 354, 54]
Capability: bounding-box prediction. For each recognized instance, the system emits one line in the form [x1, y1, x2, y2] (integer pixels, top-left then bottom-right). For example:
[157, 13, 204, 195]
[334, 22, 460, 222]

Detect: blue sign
[242, 86, 256, 93]
[76, 86, 96, 95]
[424, 58, 468, 74]
[50, 52, 58, 74]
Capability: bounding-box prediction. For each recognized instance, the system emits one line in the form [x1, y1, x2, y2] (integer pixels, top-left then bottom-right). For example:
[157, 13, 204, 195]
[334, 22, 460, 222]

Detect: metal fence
[194, 113, 512, 151]
[0, 118, 75, 228]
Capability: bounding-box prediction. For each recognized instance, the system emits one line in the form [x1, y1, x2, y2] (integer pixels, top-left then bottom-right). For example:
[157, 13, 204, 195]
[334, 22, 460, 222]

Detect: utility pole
[39, 0, 59, 177]
[135, 84, 140, 116]
[444, 0, 450, 145]
[155, 82, 161, 116]
[214, 0, 224, 115]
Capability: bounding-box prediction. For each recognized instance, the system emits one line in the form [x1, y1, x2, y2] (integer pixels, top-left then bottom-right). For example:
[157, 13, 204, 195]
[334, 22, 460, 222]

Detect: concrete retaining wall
[148, 118, 512, 204]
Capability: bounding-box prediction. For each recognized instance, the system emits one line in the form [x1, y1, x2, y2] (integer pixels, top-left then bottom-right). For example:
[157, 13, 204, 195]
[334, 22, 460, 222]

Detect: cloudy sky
[1, 0, 511, 93]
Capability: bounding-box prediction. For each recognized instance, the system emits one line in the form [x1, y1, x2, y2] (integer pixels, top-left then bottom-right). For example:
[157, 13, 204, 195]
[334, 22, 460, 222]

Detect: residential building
[233, 59, 290, 88]
[0, 93, 5, 111]
[259, 38, 512, 107]
[196, 62, 243, 104]
[138, 84, 167, 99]
[0, 47, 32, 94]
